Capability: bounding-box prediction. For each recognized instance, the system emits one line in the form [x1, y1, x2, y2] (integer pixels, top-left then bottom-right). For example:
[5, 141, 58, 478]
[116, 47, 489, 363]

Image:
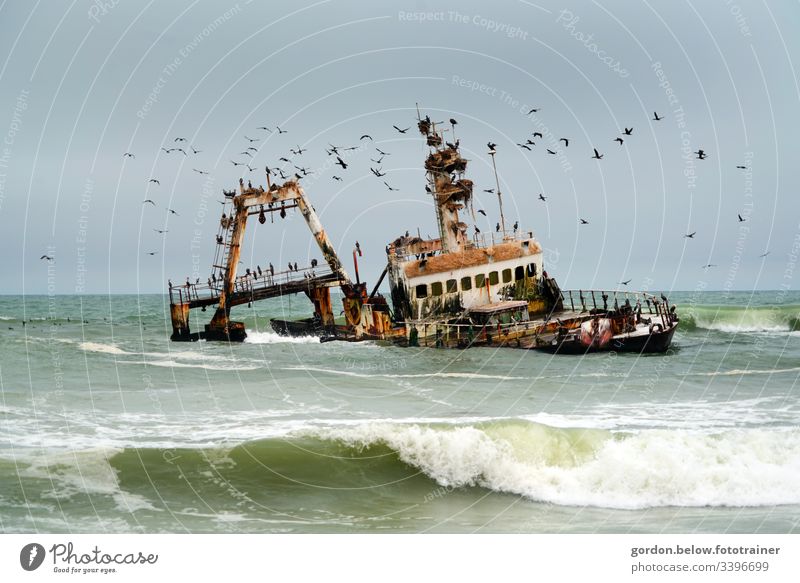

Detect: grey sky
[1, 0, 798, 294]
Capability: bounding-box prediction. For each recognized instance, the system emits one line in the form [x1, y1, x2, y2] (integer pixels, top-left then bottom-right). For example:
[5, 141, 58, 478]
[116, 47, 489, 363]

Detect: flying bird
[684, 231, 696, 239]
[614, 137, 624, 145]
[702, 263, 717, 269]
[174, 137, 187, 142]
[579, 218, 589, 225]
[736, 165, 747, 170]
[538, 193, 547, 201]
[143, 199, 156, 206]
[275, 126, 288, 134]
[191, 146, 201, 154]
[652, 112, 663, 121]
[145, 251, 158, 256]
[279, 157, 290, 162]
[148, 179, 160, 184]
[123, 152, 135, 158]
[695, 150, 708, 160]
[175, 148, 187, 156]
[477, 209, 487, 216]
[619, 279, 632, 286]
[370, 167, 386, 177]
[559, 138, 569, 147]
[592, 148, 603, 159]
[244, 135, 259, 143]
[532, 132, 543, 139]
[167, 208, 179, 215]
[759, 251, 771, 258]
[371, 156, 385, 164]
[376, 148, 390, 156]
[393, 125, 410, 134]
[483, 188, 494, 193]
[517, 143, 532, 151]
[153, 229, 168, 233]
[231, 160, 244, 166]
[738, 214, 746, 222]
[332, 176, 343, 181]
[40, 255, 54, 261]
[360, 134, 373, 141]
[527, 108, 540, 114]
[384, 181, 398, 191]
[547, 149, 557, 155]
[239, 151, 253, 157]
[335, 156, 348, 169]
[623, 127, 633, 135]
[193, 169, 209, 175]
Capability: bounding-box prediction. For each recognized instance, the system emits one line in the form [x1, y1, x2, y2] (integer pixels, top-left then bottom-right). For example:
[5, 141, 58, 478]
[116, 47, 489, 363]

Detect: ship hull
[536, 322, 677, 355]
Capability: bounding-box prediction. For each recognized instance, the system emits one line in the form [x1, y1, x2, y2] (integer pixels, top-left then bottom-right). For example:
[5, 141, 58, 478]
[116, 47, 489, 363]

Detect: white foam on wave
[312, 421, 800, 509]
[284, 366, 525, 381]
[20, 448, 160, 513]
[123, 359, 261, 371]
[245, 331, 320, 344]
[78, 342, 128, 355]
[689, 367, 800, 377]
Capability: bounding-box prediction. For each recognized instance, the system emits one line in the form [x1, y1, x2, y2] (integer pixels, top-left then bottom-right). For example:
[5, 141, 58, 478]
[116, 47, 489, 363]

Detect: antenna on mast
[489, 149, 506, 238]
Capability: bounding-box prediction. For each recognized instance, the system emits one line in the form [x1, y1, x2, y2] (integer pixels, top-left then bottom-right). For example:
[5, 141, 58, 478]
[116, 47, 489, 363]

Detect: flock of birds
[36, 110, 770, 284]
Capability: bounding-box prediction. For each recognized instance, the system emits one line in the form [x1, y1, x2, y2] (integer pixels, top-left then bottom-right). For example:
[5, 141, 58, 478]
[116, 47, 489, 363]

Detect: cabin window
[527, 262, 537, 277]
[431, 281, 443, 296]
[502, 269, 512, 283]
[446, 279, 458, 293]
[415, 284, 428, 298]
[489, 271, 499, 285]
[515, 266, 525, 281]
[460, 276, 472, 291]
[475, 274, 486, 288]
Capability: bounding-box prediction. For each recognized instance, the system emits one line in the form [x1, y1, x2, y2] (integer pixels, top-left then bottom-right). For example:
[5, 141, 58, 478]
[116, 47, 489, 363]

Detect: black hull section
[270, 317, 325, 337]
[538, 324, 677, 355]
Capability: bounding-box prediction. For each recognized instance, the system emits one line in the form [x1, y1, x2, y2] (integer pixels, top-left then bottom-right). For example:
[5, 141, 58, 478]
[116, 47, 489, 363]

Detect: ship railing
[169, 265, 334, 305]
[469, 230, 536, 249]
[558, 288, 673, 327]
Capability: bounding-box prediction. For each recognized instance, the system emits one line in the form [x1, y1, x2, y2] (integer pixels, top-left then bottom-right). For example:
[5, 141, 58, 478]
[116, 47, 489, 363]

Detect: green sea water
[1, 291, 799, 533]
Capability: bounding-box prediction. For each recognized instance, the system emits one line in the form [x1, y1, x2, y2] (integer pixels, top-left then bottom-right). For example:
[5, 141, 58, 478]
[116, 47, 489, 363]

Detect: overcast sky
[1, 0, 798, 294]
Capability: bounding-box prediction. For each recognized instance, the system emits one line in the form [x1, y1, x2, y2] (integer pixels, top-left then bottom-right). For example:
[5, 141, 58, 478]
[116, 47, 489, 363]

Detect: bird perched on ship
[477, 209, 487, 216]
[123, 152, 135, 158]
[335, 156, 348, 169]
[513, 221, 518, 233]
[592, 148, 603, 159]
[496, 223, 501, 232]
[474, 226, 481, 234]
[450, 118, 458, 126]
[393, 125, 410, 133]
[445, 140, 459, 149]
[614, 137, 624, 145]
[695, 149, 707, 160]
[487, 142, 497, 152]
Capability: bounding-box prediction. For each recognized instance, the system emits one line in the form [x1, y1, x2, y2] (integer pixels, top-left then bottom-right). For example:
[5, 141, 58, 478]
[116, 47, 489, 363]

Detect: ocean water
[1, 291, 799, 533]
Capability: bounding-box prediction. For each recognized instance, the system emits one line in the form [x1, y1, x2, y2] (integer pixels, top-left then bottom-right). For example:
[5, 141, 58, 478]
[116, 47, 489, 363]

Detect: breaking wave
[8, 419, 798, 511]
[680, 304, 800, 334]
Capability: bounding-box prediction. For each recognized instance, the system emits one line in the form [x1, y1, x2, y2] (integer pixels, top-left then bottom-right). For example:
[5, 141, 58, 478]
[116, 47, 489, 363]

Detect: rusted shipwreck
[169, 112, 677, 354]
